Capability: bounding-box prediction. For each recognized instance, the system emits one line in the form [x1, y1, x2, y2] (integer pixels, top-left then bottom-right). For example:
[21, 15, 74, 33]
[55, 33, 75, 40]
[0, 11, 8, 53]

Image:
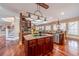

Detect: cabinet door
[28, 40, 37, 56]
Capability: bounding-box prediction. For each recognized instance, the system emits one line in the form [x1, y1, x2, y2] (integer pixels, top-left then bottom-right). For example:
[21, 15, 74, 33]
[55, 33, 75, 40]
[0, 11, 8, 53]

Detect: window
[60, 23, 66, 31]
[46, 25, 51, 31]
[36, 26, 44, 31]
[68, 21, 78, 35]
[36, 26, 40, 30]
[53, 24, 57, 31]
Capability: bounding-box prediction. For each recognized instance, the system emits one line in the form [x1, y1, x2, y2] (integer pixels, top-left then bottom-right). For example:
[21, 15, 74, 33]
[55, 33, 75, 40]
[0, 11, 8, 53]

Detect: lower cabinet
[24, 36, 53, 56]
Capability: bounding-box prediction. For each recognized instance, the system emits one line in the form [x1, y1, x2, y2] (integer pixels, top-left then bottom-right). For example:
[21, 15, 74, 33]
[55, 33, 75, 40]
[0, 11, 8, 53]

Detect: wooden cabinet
[28, 39, 37, 56]
[24, 35, 53, 56]
[21, 17, 31, 35]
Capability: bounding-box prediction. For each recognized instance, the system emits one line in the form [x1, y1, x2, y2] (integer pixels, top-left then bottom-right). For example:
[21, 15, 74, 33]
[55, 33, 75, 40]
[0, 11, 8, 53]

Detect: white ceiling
[0, 3, 79, 20]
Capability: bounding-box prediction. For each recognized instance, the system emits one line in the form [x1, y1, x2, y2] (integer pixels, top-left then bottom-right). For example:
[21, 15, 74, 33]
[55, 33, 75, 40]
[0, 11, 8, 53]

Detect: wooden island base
[23, 34, 53, 56]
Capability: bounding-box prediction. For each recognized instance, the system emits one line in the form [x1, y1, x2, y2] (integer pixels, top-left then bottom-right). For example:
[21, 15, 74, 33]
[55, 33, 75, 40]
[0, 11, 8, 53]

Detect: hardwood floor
[48, 39, 79, 56]
[0, 38, 79, 56]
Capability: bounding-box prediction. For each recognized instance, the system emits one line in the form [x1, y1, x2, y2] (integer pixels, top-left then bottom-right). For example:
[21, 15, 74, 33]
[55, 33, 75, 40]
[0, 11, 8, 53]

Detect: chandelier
[25, 4, 46, 24]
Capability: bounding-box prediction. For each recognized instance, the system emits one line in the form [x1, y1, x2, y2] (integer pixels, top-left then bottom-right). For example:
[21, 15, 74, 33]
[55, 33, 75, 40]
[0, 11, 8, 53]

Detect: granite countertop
[24, 34, 53, 41]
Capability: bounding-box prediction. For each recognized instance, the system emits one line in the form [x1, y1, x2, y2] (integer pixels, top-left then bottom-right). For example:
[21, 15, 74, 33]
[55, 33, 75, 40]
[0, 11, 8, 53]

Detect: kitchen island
[23, 34, 53, 56]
